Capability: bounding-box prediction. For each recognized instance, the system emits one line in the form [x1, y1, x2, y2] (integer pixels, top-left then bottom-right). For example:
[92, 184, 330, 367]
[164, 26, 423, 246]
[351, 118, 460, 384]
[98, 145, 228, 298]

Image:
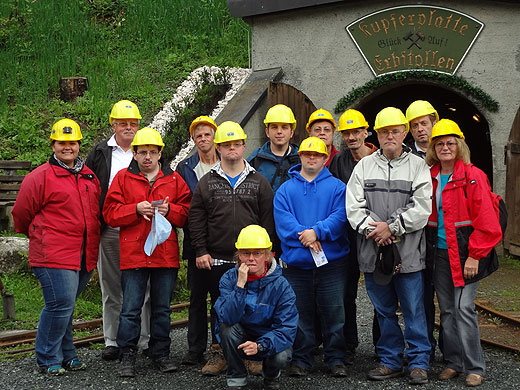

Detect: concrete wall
[246, 0, 520, 194]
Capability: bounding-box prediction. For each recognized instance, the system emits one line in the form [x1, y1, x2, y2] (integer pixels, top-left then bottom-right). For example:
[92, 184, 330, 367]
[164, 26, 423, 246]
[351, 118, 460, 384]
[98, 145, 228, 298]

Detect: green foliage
[334, 71, 499, 114]
[0, 0, 249, 167]
[162, 68, 230, 162]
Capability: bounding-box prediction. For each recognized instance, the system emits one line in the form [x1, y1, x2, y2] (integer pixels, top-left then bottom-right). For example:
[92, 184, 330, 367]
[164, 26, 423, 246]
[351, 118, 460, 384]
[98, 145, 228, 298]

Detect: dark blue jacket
[274, 165, 350, 269]
[247, 142, 300, 193]
[214, 261, 298, 357]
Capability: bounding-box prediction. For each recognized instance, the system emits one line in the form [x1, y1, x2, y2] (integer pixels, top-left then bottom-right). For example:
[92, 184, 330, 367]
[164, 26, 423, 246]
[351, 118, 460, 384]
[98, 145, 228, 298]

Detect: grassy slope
[0, 0, 249, 166]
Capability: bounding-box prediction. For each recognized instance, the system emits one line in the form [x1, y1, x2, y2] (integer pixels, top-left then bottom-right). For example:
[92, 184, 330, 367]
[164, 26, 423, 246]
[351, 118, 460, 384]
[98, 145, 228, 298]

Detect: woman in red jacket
[425, 119, 502, 387]
[12, 119, 101, 376]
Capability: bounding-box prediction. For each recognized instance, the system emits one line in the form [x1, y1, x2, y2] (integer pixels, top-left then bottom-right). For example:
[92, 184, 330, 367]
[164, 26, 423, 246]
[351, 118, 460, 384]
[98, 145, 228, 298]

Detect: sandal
[63, 359, 86, 371]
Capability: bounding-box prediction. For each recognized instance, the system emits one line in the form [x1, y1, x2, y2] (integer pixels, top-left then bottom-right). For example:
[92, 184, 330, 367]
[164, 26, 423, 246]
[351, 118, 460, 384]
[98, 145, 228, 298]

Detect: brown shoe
[201, 344, 227, 376]
[367, 365, 403, 380]
[244, 359, 262, 376]
[466, 373, 484, 387]
[409, 367, 428, 384]
[439, 367, 463, 380]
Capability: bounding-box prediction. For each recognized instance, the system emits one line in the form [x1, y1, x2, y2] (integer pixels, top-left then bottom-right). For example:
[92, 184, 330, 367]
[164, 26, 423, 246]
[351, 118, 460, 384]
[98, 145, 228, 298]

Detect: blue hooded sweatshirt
[273, 164, 350, 269]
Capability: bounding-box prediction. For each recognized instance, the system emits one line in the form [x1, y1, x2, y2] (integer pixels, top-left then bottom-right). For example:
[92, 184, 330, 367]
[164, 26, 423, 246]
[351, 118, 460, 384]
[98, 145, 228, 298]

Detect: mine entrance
[356, 82, 493, 185]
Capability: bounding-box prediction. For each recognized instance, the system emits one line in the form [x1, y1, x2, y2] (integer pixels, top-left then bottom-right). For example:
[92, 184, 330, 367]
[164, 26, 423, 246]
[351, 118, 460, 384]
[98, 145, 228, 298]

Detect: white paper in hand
[310, 248, 328, 267]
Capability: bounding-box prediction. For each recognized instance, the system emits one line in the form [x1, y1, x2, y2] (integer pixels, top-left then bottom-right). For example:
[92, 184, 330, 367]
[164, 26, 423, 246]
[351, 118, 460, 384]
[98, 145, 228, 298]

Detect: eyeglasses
[300, 151, 324, 158]
[115, 121, 139, 128]
[435, 141, 457, 149]
[135, 150, 160, 157]
[239, 250, 265, 258]
[219, 142, 244, 149]
[378, 129, 405, 137]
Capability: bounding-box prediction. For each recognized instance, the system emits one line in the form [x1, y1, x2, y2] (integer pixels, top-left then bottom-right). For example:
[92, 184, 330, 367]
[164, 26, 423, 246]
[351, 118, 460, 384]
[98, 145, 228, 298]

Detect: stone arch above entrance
[354, 82, 493, 184]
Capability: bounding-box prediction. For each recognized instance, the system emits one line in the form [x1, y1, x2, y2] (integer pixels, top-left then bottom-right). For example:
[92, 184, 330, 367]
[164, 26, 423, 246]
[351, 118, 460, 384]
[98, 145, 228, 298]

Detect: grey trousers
[98, 227, 151, 349]
[433, 249, 485, 376]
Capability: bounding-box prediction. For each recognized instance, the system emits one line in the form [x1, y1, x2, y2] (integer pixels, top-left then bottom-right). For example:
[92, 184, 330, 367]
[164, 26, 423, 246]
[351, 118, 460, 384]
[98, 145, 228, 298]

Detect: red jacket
[426, 160, 502, 287]
[12, 158, 101, 271]
[103, 160, 191, 270]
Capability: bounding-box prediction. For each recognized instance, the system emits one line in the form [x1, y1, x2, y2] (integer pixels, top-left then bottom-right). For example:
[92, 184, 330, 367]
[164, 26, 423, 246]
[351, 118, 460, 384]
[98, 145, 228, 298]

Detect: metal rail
[0, 301, 192, 353]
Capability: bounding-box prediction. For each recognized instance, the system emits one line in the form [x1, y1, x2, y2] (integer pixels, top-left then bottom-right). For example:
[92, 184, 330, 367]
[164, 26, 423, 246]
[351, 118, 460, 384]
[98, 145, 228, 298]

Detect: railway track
[0, 301, 191, 355]
[2, 300, 519, 355]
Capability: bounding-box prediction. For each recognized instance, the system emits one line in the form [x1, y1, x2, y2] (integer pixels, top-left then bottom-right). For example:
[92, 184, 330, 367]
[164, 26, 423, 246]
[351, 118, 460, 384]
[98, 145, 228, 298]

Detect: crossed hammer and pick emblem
[403, 31, 425, 49]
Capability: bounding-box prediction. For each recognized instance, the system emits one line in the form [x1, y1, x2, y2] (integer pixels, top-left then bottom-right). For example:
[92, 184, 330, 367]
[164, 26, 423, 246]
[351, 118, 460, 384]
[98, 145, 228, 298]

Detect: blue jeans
[283, 260, 346, 370]
[117, 267, 177, 359]
[219, 323, 291, 387]
[365, 271, 430, 371]
[32, 266, 92, 368]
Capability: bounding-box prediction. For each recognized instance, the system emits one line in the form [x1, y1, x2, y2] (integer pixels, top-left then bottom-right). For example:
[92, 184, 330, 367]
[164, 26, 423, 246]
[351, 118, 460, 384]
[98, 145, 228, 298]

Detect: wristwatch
[256, 342, 264, 353]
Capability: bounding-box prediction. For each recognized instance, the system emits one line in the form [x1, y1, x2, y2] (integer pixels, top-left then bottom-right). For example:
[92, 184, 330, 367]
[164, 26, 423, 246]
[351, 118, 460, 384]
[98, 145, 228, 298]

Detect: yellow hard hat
[189, 115, 217, 135]
[50, 118, 83, 142]
[306, 108, 336, 132]
[235, 224, 272, 251]
[406, 100, 439, 123]
[338, 109, 369, 132]
[131, 128, 165, 151]
[374, 107, 409, 132]
[214, 121, 247, 146]
[430, 119, 465, 142]
[264, 104, 297, 130]
[109, 100, 142, 125]
[298, 137, 328, 157]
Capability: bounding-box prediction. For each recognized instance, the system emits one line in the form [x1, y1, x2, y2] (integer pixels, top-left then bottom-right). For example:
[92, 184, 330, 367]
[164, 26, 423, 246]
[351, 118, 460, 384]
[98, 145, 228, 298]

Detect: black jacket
[188, 163, 275, 261]
[86, 139, 112, 229]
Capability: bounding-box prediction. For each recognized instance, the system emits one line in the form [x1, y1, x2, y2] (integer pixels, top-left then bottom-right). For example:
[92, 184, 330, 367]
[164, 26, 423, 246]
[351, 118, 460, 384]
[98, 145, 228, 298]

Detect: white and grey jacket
[346, 145, 432, 273]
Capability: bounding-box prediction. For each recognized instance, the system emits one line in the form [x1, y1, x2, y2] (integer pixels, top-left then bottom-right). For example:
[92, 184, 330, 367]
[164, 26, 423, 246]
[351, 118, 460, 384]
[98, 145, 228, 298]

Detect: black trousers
[186, 260, 235, 353]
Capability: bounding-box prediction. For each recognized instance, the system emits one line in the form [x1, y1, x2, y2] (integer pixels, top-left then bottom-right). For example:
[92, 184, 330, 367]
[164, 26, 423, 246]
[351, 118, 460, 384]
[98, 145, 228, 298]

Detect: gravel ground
[1, 283, 519, 390]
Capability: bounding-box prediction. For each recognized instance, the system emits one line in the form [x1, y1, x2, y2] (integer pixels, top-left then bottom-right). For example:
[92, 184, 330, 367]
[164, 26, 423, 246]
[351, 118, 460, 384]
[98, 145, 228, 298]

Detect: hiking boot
[154, 356, 178, 373]
[287, 363, 309, 377]
[439, 367, 463, 380]
[102, 346, 120, 361]
[245, 359, 263, 376]
[330, 364, 348, 377]
[367, 365, 403, 380]
[181, 351, 206, 365]
[466, 373, 484, 387]
[119, 350, 137, 378]
[201, 344, 227, 376]
[409, 367, 428, 384]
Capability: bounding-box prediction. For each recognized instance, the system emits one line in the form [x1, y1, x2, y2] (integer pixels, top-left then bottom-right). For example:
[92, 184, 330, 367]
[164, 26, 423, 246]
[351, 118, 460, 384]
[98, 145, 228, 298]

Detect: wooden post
[0, 278, 15, 320]
[59, 77, 88, 102]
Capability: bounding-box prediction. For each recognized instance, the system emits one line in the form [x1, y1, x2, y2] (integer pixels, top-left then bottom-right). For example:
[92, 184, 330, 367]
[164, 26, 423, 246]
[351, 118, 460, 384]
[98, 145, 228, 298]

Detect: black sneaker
[154, 356, 178, 373]
[287, 364, 309, 377]
[181, 351, 206, 365]
[120, 350, 136, 377]
[264, 376, 281, 390]
[102, 346, 120, 361]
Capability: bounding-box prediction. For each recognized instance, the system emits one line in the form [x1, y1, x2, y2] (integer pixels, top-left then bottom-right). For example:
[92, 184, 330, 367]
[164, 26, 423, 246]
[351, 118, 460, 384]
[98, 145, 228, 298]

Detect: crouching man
[214, 225, 298, 390]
